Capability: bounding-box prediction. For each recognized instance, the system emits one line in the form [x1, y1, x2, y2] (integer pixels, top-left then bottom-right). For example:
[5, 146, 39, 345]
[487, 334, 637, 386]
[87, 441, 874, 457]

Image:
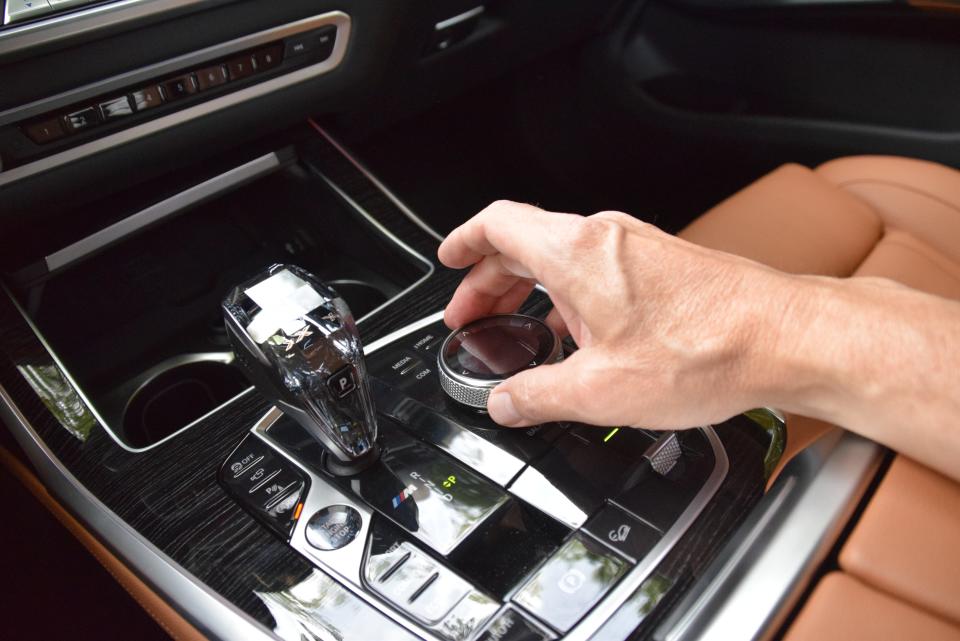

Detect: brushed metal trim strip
[434, 6, 485, 31]
[45, 151, 283, 272]
[0, 11, 351, 187]
[0, 0, 233, 56]
[656, 430, 883, 641]
[0, 384, 283, 641]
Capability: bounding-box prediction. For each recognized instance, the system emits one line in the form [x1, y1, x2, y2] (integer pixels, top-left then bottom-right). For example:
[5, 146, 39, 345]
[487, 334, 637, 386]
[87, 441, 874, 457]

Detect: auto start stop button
[305, 504, 363, 550]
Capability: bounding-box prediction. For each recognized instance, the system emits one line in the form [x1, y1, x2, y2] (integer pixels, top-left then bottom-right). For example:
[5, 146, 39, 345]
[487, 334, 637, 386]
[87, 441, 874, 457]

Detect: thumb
[487, 351, 599, 427]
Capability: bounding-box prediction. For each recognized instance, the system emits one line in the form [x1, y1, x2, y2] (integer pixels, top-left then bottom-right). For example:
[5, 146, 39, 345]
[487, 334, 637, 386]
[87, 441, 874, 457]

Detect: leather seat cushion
[783, 573, 960, 641]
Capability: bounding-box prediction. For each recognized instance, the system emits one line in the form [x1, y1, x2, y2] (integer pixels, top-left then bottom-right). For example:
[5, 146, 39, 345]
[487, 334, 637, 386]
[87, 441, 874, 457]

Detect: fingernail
[488, 391, 522, 426]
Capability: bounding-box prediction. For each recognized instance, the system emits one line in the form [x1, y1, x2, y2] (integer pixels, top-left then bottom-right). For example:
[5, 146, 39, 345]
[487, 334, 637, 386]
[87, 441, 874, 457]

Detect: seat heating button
[130, 86, 164, 111]
[375, 545, 437, 599]
[475, 607, 554, 641]
[408, 566, 471, 624]
[23, 117, 66, 143]
[583, 504, 661, 563]
[195, 64, 228, 90]
[305, 505, 362, 551]
[512, 534, 627, 633]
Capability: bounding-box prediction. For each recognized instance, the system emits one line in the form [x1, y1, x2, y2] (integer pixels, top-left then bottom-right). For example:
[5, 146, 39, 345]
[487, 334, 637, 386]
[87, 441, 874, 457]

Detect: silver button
[4, 0, 53, 24]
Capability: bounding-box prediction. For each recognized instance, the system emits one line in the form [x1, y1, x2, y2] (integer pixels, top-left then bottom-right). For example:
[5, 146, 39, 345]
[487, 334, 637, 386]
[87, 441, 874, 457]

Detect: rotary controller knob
[438, 314, 563, 410]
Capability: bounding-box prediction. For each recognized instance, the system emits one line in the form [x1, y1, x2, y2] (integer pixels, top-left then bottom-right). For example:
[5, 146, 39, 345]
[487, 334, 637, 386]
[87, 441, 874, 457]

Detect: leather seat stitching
[833, 178, 960, 218]
[870, 235, 960, 289]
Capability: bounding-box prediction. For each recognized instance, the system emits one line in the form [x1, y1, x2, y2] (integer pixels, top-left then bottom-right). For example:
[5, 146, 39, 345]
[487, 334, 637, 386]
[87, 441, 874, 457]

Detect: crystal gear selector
[223, 264, 379, 474]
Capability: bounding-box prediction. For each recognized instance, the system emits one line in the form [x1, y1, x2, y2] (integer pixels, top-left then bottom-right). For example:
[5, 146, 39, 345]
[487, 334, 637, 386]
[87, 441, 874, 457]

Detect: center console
[0, 127, 781, 641]
[211, 258, 746, 641]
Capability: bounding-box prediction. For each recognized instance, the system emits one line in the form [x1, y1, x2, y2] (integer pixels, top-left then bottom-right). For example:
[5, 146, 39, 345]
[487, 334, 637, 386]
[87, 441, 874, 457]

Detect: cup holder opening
[329, 279, 390, 319]
[122, 361, 249, 448]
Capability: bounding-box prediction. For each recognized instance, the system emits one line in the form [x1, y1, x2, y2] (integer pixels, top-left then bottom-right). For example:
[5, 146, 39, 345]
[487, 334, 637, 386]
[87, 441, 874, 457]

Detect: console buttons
[614, 464, 694, 532]
[285, 25, 336, 60]
[366, 541, 472, 626]
[513, 534, 627, 633]
[584, 504, 661, 563]
[305, 505, 362, 551]
[62, 107, 99, 132]
[98, 96, 133, 120]
[195, 64, 228, 91]
[130, 86, 164, 111]
[23, 117, 65, 143]
[227, 55, 256, 80]
[219, 434, 309, 540]
[4, 0, 53, 24]
[254, 45, 283, 70]
[476, 607, 555, 641]
[162, 74, 198, 101]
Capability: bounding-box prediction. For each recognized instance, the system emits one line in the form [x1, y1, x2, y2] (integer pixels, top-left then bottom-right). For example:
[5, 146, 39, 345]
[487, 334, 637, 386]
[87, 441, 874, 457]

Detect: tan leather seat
[781, 573, 960, 641]
[679, 155, 960, 641]
[680, 155, 960, 467]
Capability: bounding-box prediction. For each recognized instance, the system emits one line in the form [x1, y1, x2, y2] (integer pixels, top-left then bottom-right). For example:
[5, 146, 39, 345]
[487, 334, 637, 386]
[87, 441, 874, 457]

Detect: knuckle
[569, 216, 617, 251]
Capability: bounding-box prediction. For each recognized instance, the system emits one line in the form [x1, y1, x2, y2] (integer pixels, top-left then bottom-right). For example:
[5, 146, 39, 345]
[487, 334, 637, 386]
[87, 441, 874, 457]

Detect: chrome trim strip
[45, 151, 283, 272]
[0, 384, 283, 641]
[434, 6, 485, 31]
[313, 170, 437, 325]
[0, 0, 233, 56]
[0, 11, 342, 125]
[0, 11, 351, 187]
[309, 123, 447, 244]
[565, 425, 729, 641]
[656, 430, 883, 641]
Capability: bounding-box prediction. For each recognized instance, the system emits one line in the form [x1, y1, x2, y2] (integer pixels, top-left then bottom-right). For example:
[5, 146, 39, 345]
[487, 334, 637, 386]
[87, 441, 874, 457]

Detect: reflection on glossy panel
[257, 568, 420, 641]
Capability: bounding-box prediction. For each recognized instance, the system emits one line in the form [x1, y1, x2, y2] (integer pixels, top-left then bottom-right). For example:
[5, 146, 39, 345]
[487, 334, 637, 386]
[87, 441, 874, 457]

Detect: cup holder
[122, 358, 249, 448]
[329, 279, 389, 319]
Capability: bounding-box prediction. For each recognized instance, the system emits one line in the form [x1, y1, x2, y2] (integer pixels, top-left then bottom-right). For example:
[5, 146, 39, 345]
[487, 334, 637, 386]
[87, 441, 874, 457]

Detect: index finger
[438, 200, 580, 280]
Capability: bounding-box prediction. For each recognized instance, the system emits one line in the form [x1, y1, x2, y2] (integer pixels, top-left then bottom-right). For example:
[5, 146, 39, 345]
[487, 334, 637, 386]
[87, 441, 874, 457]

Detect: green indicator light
[603, 427, 620, 443]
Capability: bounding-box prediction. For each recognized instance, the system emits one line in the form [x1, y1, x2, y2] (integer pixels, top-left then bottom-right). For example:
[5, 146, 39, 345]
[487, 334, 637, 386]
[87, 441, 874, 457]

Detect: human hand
[438, 200, 794, 429]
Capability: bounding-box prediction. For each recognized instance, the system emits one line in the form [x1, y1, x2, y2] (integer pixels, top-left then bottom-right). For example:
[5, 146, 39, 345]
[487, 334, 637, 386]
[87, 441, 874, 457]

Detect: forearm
[757, 274, 960, 480]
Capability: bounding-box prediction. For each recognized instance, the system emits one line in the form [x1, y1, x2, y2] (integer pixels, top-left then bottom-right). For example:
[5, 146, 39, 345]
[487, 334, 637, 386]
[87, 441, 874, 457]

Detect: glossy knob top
[222, 264, 378, 468]
[437, 314, 563, 410]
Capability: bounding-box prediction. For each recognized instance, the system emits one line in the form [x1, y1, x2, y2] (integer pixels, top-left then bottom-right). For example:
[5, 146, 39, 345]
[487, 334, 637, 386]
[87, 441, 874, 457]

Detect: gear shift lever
[222, 264, 379, 475]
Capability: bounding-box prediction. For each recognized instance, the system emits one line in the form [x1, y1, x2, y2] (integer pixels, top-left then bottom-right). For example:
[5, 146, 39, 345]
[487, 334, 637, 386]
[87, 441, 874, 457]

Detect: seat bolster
[783, 572, 960, 641]
[839, 456, 960, 626]
[679, 163, 882, 276]
[854, 229, 960, 300]
[817, 156, 960, 265]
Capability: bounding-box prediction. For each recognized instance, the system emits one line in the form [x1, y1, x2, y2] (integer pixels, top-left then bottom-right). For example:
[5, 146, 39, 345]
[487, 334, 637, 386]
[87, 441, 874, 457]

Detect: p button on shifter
[327, 365, 358, 399]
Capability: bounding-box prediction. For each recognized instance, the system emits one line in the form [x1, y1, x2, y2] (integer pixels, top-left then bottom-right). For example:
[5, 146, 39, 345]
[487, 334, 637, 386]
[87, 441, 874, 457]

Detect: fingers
[544, 306, 570, 340]
[438, 200, 577, 277]
[487, 350, 607, 427]
[443, 254, 536, 329]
